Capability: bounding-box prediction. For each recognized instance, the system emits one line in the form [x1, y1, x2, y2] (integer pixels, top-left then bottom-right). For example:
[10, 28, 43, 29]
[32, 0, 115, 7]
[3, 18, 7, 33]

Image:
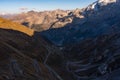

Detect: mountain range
[0, 0, 120, 80]
[2, 0, 120, 46]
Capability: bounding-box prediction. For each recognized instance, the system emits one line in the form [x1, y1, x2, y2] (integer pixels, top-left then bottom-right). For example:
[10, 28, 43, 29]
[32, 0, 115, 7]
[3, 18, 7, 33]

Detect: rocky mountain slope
[63, 26, 120, 80]
[40, 0, 120, 46]
[7, 9, 85, 31]
[42, 0, 120, 79]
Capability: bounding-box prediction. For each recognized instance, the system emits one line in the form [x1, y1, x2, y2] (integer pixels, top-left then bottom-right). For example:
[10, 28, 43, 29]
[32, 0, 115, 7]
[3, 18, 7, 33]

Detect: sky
[0, 0, 97, 14]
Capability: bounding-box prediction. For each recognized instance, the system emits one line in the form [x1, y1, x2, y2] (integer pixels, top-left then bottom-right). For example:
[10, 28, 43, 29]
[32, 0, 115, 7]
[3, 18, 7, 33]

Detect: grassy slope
[0, 17, 34, 36]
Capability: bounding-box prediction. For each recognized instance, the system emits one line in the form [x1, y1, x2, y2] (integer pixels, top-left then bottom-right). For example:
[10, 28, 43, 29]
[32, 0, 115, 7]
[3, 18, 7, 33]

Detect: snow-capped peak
[85, 0, 120, 11]
[98, 0, 116, 3]
[98, 0, 117, 5]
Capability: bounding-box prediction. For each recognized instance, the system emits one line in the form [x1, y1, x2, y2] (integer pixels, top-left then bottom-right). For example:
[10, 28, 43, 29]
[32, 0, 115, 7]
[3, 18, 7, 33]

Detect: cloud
[32, 8, 36, 10]
[19, 7, 28, 11]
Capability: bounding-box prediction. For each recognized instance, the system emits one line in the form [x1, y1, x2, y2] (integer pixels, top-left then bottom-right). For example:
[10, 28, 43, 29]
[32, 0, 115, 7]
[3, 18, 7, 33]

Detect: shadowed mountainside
[0, 29, 56, 80]
[40, 0, 120, 46]
[41, 1, 120, 80]
[0, 17, 67, 80]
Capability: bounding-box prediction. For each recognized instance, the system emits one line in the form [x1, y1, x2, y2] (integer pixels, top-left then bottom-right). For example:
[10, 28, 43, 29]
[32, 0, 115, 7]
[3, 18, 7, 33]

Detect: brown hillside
[0, 17, 66, 80]
[0, 17, 34, 36]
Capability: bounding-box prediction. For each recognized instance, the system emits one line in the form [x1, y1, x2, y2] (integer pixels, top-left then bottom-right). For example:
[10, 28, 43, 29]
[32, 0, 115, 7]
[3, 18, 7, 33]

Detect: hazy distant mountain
[0, 13, 17, 19]
[7, 9, 85, 31]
